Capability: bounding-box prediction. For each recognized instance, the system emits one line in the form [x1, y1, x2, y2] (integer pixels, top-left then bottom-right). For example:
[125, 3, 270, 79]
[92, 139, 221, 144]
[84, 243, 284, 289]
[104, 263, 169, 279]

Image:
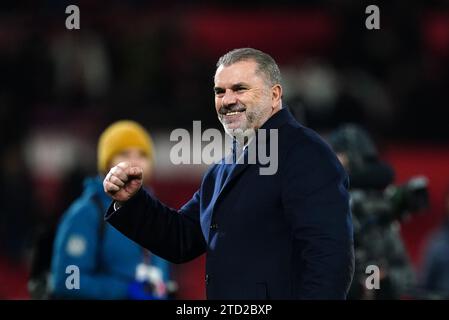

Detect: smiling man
[103, 48, 354, 299]
[214, 56, 282, 138]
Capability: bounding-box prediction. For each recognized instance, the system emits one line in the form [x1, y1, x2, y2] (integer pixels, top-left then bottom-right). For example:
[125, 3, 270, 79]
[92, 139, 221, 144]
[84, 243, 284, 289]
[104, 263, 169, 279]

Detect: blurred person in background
[421, 186, 449, 299]
[329, 124, 420, 299]
[48, 120, 173, 299]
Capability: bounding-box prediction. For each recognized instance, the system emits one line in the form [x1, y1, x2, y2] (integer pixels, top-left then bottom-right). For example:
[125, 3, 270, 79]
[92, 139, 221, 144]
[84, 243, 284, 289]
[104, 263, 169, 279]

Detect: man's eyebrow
[214, 82, 249, 91]
[231, 83, 249, 90]
[214, 83, 250, 93]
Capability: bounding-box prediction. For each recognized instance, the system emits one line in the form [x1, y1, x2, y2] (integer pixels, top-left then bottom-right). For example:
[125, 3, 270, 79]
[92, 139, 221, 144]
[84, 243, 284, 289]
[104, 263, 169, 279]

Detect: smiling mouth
[221, 108, 246, 116]
[225, 111, 244, 116]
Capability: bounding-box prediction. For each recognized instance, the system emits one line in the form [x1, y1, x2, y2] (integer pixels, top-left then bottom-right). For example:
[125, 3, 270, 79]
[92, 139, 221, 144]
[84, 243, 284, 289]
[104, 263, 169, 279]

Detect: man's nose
[222, 89, 238, 107]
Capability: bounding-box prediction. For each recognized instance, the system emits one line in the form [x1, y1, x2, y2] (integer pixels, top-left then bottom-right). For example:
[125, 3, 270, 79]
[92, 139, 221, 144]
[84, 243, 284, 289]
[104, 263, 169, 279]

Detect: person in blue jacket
[50, 120, 172, 299]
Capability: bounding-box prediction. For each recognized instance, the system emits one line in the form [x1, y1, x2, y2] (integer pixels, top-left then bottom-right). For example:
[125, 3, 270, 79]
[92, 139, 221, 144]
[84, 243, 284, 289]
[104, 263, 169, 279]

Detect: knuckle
[117, 161, 129, 169]
[107, 181, 117, 188]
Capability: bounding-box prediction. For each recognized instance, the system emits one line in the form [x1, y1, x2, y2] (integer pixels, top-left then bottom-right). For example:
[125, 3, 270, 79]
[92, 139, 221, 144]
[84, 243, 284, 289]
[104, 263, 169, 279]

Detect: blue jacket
[106, 108, 354, 299]
[51, 177, 170, 299]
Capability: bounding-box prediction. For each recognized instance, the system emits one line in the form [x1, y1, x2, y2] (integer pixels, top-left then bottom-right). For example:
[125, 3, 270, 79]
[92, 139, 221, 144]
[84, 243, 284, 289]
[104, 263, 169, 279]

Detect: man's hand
[103, 162, 143, 202]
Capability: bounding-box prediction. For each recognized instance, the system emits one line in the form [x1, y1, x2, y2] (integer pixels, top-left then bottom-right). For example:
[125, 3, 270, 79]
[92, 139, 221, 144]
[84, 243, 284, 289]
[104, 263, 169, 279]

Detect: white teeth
[226, 111, 241, 116]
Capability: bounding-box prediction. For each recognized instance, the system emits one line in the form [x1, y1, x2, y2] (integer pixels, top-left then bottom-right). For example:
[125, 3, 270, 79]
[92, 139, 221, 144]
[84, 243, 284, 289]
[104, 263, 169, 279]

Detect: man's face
[214, 60, 276, 136]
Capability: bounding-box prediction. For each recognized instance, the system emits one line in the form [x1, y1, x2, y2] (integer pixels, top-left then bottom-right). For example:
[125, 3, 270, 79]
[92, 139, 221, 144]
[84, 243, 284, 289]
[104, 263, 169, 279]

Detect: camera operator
[328, 124, 419, 299]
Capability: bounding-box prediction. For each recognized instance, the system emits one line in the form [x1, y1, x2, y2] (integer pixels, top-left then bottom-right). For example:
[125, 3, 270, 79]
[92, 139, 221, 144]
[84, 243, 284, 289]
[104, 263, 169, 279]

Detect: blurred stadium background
[1, 0, 449, 299]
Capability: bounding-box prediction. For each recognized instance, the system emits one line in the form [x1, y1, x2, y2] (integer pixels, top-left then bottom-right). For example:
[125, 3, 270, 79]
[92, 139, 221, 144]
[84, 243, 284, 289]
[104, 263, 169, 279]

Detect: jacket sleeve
[105, 188, 206, 264]
[281, 139, 355, 299]
[51, 202, 130, 299]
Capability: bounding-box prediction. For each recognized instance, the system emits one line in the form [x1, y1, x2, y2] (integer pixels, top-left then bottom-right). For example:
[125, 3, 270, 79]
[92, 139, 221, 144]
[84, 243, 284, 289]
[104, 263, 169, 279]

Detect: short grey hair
[216, 48, 282, 86]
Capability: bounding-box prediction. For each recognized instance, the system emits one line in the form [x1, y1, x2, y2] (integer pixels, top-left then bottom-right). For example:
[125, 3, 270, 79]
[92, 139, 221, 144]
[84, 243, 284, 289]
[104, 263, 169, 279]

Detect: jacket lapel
[211, 108, 294, 216]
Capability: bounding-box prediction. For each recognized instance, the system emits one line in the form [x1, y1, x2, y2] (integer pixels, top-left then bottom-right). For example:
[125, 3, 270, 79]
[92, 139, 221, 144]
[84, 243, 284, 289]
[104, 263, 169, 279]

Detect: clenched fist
[103, 162, 143, 202]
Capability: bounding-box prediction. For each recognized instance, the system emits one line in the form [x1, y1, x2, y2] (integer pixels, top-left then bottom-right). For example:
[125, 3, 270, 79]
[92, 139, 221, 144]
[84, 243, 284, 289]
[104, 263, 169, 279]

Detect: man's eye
[236, 87, 247, 92]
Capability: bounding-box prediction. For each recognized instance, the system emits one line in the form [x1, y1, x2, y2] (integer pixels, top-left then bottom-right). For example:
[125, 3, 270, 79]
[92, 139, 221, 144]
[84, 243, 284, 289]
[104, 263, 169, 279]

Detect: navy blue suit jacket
[105, 108, 354, 299]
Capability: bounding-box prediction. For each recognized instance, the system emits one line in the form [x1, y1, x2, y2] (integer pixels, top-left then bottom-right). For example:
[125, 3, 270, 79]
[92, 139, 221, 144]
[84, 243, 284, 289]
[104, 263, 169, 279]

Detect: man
[51, 120, 171, 299]
[104, 48, 354, 299]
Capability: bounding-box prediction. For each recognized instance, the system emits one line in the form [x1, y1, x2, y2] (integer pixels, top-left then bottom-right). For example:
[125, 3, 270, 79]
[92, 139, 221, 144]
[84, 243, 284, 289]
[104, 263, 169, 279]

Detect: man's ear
[271, 84, 282, 109]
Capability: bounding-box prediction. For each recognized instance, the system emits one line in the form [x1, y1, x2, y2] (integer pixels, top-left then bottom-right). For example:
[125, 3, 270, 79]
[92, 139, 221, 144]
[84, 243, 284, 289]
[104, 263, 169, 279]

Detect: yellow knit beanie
[97, 120, 154, 174]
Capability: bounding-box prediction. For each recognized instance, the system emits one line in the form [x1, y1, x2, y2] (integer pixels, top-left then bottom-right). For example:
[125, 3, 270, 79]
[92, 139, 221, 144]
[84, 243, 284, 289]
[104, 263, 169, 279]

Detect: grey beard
[224, 127, 256, 145]
[219, 105, 270, 139]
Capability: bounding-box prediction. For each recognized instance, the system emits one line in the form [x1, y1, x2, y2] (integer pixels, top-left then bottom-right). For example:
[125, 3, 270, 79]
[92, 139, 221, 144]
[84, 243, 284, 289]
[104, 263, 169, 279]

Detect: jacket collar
[259, 106, 295, 131]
